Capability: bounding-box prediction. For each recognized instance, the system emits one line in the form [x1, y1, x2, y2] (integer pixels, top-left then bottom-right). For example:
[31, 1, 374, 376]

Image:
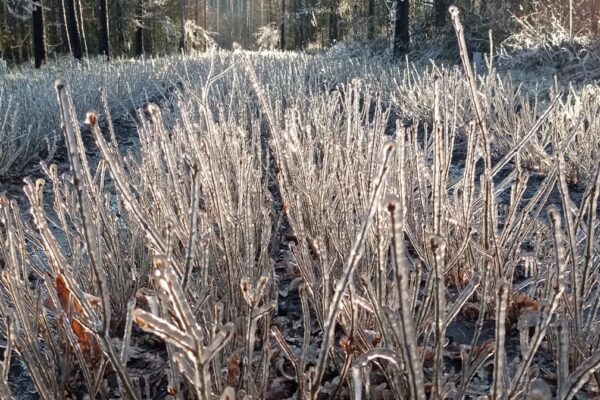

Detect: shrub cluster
[0, 18, 599, 400]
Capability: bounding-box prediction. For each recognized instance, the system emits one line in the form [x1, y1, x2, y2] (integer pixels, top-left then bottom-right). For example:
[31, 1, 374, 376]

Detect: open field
[0, 34, 600, 400]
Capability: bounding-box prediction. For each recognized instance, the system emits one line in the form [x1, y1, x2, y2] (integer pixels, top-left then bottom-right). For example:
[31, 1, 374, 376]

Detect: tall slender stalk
[310, 143, 395, 398]
[386, 193, 425, 400]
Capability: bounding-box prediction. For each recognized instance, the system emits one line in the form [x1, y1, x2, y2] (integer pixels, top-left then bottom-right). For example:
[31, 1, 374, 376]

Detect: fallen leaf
[227, 353, 241, 387]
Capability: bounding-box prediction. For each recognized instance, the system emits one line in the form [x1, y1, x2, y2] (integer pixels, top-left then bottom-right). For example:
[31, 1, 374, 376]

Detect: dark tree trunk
[591, 0, 599, 34]
[135, 0, 145, 56]
[293, 0, 301, 48]
[280, 0, 285, 50]
[134, 28, 144, 56]
[201, 0, 207, 50]
[116, 0, 125, 56]
[64, 0, 82, 58]
[98, 0, 110, 59]
[329, 0, 338, 44]
[2, 3, 15, 64]
[301, 0, 312, 45]
[434, 0, 446, 27]
[55, 0, 69, 53]
[393, 0, 409, 59]
[76, 0, 88, 57]
[0, 4, 6, 61]
[32, 1, 47, 68]
[244, 0, 251, 47]
[368, 0, 376, 39]
[179, 0, 185, 51]
[309, 2, 314, 44]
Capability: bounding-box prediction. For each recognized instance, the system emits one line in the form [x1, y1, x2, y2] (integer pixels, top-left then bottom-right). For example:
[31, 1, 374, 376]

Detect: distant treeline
[0, 0, 597, 67]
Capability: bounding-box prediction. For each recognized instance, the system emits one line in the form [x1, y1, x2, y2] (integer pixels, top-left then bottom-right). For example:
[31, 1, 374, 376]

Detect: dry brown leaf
[227, 353, 241, 387]
[507, 292, 538, 324]
[445, 268, 469, 289]
[51, 273, 102, 363]
[340, 335, 363, 356]
[55, 273, 83, 315]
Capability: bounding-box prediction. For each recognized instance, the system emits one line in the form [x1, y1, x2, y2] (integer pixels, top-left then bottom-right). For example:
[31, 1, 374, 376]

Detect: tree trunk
[19, 20, 29, 63]
[195, 0, 205, 50]
[248, 0, 253, 46]
[179, 0, 185, 51]
[32, 1, 47, 68]
[0, 4, 6, 61]
[238, 0, 244, 45]
[76, 0, 88, 57]
[98, 0, 110, 59]
[329, 0, 338, 44]
[216, 0, 220, 35]
[55, 0, 69, 53]
[203, 0, 207, 49]
[2, 4, 14, 64]
[368, 0, 376, 39]
[393, 0, 409, 59]
[115, 0, 125, 55]
[135, 0, 145, 56]
[591, 0, 599, 34]
[293, 0, 301, 48]
[64, 0, 82, 58]
[12, 19, 21, 64]
[434, 0, 446, 27]
[280, 0, 285, 50]
[301, 0, 310, 46]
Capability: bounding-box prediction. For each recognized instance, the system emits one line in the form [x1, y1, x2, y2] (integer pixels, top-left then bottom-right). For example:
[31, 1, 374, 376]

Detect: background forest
[2, 0, 600, 67]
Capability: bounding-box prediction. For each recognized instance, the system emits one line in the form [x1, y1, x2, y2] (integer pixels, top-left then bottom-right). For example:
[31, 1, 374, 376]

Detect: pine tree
[329, 0, 338, 44]
[179, 0, 185, 51]
[64, 0, 83, 58]
[434, 0, 447, 27]
[393, 0, 409, 59]
[280, 0, 285, 49]
[98, 0, 110, 59]
[368, 0, 376, 39]
[32, 0, 47, 67]
[591, 0, 599, 34]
